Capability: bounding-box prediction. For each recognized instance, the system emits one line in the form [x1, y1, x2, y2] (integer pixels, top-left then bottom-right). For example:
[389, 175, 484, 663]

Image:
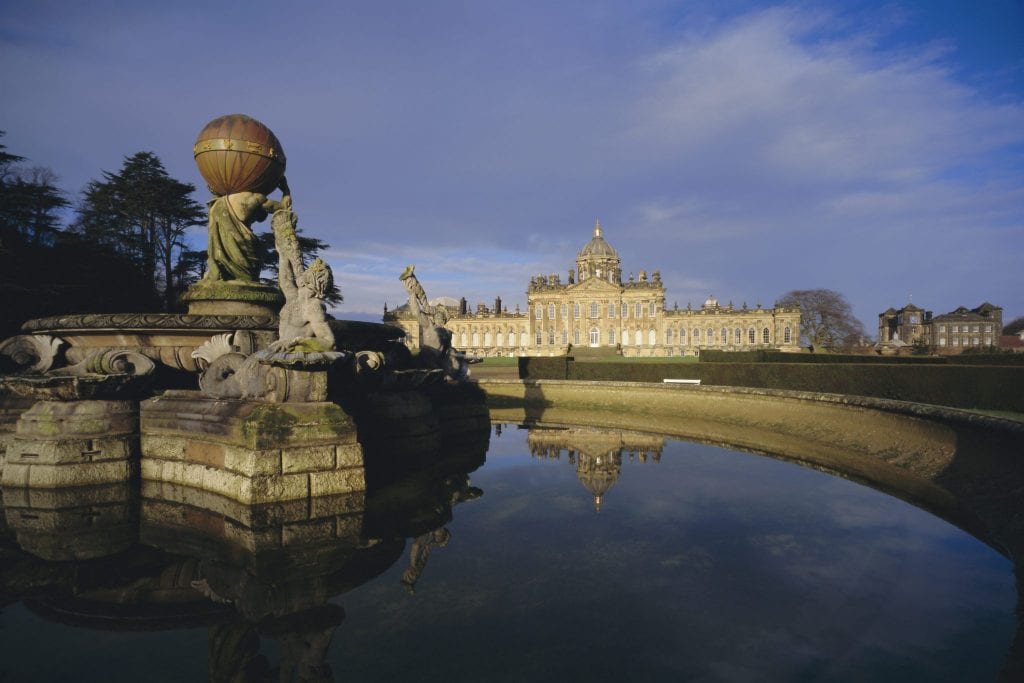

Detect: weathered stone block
[15, 400, 137, 438]
[309, 492, 366, 518]
[282, 445, 335, 474]
[7, 435, 135, 465]
[309, 468, 365, 496]
[248, 472, 310, 503]
[282, 518, 336, 546]
[1, 459, 133, 488]
[334, 443, 364, 469]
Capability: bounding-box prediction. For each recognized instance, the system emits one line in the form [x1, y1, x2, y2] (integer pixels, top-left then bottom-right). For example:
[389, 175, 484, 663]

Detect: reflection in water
[528, 427, 664, 510]
[0, 423, 1019, 681]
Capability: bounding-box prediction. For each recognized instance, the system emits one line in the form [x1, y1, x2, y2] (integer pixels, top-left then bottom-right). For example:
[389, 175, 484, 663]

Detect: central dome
[577, 220, 618, 259]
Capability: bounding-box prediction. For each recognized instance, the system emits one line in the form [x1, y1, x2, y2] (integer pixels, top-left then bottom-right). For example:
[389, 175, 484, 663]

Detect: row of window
[937, 337, 992, 347]
[453, 326, 792, 347]
[524, 326, 789, 346]
[534, 301, 660, 320]
[937, 324, 992, 334]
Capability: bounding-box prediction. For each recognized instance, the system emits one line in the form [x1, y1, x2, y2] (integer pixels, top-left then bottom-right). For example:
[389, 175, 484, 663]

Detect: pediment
[568, 278, 622, 294]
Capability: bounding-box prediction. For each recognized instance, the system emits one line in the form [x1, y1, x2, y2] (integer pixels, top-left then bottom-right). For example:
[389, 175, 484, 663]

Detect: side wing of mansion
[385, 222, 801, 357]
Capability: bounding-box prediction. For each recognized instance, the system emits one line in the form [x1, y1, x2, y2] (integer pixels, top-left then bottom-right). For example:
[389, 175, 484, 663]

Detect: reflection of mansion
[386, 222, 801, 357]
[527, 427, 665, 511]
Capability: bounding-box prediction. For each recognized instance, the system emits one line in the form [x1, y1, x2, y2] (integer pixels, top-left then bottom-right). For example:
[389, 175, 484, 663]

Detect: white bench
[663, 379, 701, 385]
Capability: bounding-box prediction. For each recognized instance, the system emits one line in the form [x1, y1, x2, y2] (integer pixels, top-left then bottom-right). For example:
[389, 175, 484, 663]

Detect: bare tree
[775, 288, 866, 351]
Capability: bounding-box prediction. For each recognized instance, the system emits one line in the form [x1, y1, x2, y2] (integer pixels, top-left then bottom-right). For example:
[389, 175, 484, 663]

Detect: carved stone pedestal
[0, 396, 38, 474]
[180, 280, 284, 317]
[2, 400, 139, 488]
[140, 391, 365, 504]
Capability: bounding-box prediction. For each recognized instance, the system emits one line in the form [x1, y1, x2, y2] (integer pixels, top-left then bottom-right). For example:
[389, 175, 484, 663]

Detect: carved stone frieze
[21, 313, 277, 332]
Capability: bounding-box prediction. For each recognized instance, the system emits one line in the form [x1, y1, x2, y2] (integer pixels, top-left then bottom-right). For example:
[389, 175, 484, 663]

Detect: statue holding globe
[182, 114, 293, 315]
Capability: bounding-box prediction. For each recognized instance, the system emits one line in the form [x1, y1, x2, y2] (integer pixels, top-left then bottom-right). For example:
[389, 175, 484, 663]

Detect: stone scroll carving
[0, 335, 65, 374]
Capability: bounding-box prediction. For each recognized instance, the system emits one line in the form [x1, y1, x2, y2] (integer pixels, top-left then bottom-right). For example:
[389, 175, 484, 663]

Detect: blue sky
[2, 1, 1022, 329]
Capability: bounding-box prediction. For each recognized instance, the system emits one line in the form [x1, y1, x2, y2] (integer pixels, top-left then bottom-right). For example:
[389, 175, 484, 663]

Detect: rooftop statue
[400, 265, 468, 381]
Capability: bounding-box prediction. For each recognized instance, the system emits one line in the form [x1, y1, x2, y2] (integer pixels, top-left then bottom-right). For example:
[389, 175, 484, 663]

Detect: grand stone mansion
[385, 222, 801, 357]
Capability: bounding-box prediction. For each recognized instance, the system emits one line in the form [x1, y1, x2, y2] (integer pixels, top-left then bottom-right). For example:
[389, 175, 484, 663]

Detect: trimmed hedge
[948, 354, 1024, 366]
[518, 356, 569, 380]
[698, 350, 946, 364]
[517, 357, 1024, 412]
[698, 350, 1024, 365]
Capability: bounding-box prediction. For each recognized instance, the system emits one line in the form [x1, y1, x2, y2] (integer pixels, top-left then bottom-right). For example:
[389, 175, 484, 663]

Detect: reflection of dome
[575, 451, 621, 512]
[577, 220, 619, 260]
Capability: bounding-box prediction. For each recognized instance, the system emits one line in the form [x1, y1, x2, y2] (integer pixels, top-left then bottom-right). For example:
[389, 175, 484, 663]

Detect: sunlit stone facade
[386, 222, 801, 357]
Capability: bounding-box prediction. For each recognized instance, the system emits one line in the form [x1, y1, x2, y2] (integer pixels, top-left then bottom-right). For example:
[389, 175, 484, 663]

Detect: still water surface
[0, 424, 1015, 681]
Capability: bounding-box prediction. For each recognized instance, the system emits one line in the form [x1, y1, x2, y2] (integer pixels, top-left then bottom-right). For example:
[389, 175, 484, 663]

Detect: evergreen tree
[0, 132, 69, 248]
[72, 152, 205, 311]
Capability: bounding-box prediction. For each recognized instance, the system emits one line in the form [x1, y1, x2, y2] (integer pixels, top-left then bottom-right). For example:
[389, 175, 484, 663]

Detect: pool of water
[0, 424, 1016, 681]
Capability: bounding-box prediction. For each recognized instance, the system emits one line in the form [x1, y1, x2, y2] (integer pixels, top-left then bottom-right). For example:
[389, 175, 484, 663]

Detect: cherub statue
[203, 177, 291, 282]
[270, 209, 336, 352]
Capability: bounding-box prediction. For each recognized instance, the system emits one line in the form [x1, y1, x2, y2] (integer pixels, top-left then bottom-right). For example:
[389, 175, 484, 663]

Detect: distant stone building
[878, 302, 1003, 353]
[386, 222, 801, 357]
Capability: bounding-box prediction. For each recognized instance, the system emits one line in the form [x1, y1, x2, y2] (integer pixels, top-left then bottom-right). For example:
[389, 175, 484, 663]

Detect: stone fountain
[0, 114, 488, 503]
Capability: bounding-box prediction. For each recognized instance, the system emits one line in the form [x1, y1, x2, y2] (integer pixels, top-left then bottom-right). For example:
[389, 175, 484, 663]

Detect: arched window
[496, 331, 503, 347]
[621, 329, 629, 345]
[536, 330, 542, 345]
[635, 329, 643, 345]
[608, 329, 616, 345]
[548, 329, 555, 345]
[460, 331, 467, 347]
[762, 328, 770, 343]
[484, 332, 492, 346]
[721, 327, 728, 344]
[472, 332, 480, 346]
[680, 328, 687, 345]
[548, 303, 555, 320]
[784, 326, 792, 344]
[574, 328, 580, 345]
[648, 329, 656, 345]
[735, 327, 742, 342]
[535, 304, 542, 319]
[589, 302, 599, 318]
[608, 304, 616, 318]
[507, 331, 515, 347]
[649, 302, 656, 316]
[748, 328, 755, 344]
[666, 328, 674, 345]
[520, 331, 528, 347]
[621, 303, 628, 318]
[635, 303, 643, 318]
[589, 327, 599, 346]
[560, 329, 567, 345]
[706, 328, 714, 343]
[573, 303, 580, 319]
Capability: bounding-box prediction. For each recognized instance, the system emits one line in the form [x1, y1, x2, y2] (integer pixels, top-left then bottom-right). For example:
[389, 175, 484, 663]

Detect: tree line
[0, 131, 339, 339]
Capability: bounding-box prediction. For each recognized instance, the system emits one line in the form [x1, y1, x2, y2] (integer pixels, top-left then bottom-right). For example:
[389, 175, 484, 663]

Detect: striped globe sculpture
[193, 114, 286, 196]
